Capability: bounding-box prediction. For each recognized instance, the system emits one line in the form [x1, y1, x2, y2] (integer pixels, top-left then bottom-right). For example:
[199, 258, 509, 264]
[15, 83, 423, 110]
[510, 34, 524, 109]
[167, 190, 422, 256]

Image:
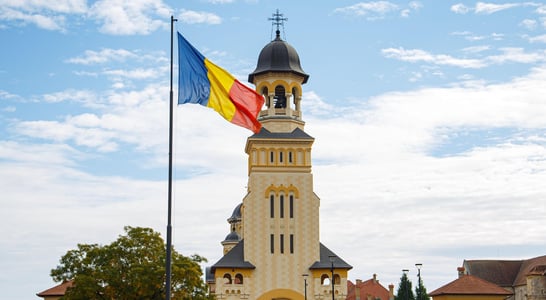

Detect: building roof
[464, 255, 546, 287]
[36, 280, 74, 297]
[248, 30, 308, 84]
[228, 202, 242, 223]
[347, 275, 390, 300]
[210, 240, 255, 272]
[249, 127, 314, 140]
[513, 255, 546, 286]
[463, 259, 522, 287]
[309, 243, 352, 270]
[429, 275, 513, 296]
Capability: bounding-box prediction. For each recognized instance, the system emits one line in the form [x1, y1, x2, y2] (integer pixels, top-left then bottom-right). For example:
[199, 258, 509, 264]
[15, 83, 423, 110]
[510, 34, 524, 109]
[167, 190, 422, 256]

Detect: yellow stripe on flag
[204, 59, 237, 122]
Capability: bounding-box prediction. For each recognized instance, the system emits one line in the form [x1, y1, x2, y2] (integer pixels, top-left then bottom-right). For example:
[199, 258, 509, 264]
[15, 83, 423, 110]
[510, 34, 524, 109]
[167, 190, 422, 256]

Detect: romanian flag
[177, 32, 264, 133]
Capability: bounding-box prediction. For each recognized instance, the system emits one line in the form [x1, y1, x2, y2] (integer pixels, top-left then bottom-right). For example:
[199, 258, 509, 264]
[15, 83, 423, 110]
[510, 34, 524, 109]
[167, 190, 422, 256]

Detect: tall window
[270, 234, 274, 253]
[270, 151, 274, 163]
[280, 234, 284, 254]
[289, 195, 294, 218]
[270, 195, 274, 218]
[279, 151, 283, 163]
[290, 234, 294, 254]
[279, 195, 284, 218]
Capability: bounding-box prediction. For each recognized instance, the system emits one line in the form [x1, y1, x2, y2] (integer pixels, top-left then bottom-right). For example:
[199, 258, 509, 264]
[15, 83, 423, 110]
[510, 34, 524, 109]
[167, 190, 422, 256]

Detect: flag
[177, 32, 264, 133]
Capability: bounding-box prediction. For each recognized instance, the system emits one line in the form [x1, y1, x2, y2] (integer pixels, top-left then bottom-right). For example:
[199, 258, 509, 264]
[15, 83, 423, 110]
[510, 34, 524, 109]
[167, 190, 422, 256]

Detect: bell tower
[248, 9, 309, 134]
[208, 11, 351, 300]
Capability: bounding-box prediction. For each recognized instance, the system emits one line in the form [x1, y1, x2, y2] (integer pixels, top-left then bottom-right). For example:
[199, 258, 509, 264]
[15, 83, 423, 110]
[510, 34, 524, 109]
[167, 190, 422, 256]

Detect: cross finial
[268, 9, 287, 40]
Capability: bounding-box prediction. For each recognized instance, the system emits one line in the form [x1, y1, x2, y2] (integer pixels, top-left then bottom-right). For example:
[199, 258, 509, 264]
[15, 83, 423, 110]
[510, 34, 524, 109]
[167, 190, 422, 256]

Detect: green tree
[395, 272, 415, 300]
[415, 278, 430, 300]
[51, 226, 213, 300]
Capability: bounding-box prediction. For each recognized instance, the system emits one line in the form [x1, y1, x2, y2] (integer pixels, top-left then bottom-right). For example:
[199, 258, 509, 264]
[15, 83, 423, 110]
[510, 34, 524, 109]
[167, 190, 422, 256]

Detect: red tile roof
[347, 276, 390, 300]
[36, 280, 74, 297]
[429, 275, 513, 297]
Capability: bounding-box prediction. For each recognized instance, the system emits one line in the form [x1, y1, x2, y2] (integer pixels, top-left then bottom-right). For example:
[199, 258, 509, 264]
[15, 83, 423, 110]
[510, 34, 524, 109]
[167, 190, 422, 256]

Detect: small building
[346, 274, 394, 300]
[36, 280, 73, 299]
[462, 255, 546, 300]
[429, 269, 512, 300]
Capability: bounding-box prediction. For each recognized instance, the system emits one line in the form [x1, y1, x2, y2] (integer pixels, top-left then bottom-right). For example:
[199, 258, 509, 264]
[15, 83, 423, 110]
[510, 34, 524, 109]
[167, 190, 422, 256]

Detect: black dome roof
[228, 203, 242, 223]
[224, 230, 240, 242]
[248, 30, 309, 84]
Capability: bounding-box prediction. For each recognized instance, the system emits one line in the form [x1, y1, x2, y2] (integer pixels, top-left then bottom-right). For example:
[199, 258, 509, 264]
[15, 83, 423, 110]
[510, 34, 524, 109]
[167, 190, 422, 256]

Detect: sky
[1, 0, 546, 299]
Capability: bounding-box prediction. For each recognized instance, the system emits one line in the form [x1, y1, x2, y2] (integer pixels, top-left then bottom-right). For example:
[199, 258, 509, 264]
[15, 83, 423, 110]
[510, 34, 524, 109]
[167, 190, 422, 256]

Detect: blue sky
[2, 1, 546, 299]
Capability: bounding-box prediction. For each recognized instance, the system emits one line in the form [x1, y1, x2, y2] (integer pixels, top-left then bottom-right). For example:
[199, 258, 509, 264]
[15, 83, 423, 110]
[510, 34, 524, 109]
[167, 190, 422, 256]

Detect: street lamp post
[329, 255, 336, 300]
[402, 269, 409, 300]
[303, 274, 308, 300]
[415, 263, 422, 300]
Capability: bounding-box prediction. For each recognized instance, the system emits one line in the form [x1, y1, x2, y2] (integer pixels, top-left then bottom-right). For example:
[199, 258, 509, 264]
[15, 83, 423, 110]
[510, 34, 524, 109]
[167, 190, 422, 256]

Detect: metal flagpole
[166, 14, 177, 300]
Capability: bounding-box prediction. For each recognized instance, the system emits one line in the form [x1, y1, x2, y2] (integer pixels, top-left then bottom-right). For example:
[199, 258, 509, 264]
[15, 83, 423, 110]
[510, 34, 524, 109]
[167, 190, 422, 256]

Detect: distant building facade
[347, 274, 395, 300]
[462, 255, 546, 300]
[430, 256, 546, 300]
[429, 270, 513, 300]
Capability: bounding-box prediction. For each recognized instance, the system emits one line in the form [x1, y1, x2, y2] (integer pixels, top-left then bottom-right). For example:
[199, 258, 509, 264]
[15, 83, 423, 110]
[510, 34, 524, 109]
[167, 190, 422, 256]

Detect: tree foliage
[51, 226, 213, 300]
[415, 278, 430, 300]
[395, 272, 415, 300]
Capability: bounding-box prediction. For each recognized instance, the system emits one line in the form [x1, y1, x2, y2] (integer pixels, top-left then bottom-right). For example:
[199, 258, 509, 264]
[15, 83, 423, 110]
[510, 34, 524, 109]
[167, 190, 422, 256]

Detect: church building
[206, 12, 352, 300]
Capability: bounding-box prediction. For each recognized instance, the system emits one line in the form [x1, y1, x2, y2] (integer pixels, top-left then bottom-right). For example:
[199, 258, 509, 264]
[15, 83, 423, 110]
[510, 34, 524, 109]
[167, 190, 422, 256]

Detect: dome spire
[269, 9, 287, 41]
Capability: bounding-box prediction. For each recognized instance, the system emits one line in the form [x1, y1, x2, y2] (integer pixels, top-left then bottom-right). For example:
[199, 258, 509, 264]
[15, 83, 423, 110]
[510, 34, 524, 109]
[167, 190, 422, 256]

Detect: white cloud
[383, 46, 546, 69]
[461, 45, 490, 53]
[66, 48, 138, 65]
[451, 3, 470, 14]
[0, 90, 20, 100]
[37, 89, 106, 109]
[206, 0, 235, 3]
[179, 9, 222, 24]
[381, 47, 487, 68]
[102, 66, 169, 80]
[528, 34, 546, 43]
[0, 0, 87, 14]
[0, 7, 66, 31]
[487, 47, 546, 64]
[520, 18, 538, 30]
[475, 2, 522, 14]
[451, 2, 540, 15]
[89, 0, 171, 35]
[2, 106, 16, 112]
[14, 84, 175, 156]
[400, 1, 422, 18]
[0, 0, 87, 31]
[334, 1, 399, 20]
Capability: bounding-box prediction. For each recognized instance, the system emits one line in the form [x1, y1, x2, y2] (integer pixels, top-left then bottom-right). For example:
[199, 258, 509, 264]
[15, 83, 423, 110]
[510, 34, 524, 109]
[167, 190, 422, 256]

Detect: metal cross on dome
[269, 9, 287, 39]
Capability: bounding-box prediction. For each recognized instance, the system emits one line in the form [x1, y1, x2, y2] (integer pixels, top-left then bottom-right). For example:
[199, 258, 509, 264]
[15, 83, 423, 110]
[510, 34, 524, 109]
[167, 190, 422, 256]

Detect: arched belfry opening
[274, 85, 286, 108]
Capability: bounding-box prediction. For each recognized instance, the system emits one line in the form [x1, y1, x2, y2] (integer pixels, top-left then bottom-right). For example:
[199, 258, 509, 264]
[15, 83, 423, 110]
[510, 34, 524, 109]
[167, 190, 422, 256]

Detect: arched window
[334, 274, 341, 285]
[321, 274, 330, 285]
[261, 87, 269, 108]
[234, 273, 243, 284]
[223, 273, 232, 284]
[289, 195, 294, 218]
[270, 195, 274, 218]
[279, 195, 284, 218]
[274, 85, 286, 108]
